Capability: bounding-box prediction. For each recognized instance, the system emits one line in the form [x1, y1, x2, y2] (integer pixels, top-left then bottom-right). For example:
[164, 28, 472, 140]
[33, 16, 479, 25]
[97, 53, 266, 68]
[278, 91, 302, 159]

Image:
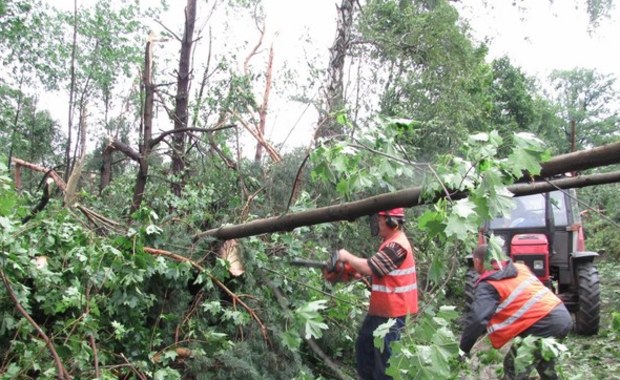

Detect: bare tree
[171, 0, 197, 197]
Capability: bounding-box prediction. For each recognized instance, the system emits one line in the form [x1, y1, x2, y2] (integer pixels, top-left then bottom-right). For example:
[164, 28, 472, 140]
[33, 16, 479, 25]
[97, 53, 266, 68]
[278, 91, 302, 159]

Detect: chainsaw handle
[325, 250, 340, 272]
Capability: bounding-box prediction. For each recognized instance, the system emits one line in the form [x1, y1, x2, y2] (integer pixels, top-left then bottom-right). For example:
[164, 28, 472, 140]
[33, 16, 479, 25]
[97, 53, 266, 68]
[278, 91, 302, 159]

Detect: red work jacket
[368, 231, 418, 317]
[486, 263, 561, 348]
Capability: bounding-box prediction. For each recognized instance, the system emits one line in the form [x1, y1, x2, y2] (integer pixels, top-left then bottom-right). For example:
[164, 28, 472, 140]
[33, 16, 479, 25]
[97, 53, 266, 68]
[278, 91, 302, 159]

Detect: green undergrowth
[558, 258, 620, 379]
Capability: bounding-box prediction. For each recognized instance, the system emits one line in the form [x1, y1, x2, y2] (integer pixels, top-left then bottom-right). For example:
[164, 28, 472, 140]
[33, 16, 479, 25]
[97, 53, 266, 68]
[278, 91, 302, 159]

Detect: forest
[1, 0, 619, 379]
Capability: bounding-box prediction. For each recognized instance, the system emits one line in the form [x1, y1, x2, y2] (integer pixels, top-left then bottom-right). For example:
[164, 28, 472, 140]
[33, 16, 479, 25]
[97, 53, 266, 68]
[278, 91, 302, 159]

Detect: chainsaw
[290, 250, 358, 283]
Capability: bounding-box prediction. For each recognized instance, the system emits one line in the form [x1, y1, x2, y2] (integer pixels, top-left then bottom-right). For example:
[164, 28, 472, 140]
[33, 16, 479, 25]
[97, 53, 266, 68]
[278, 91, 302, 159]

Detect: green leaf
[444, 213, 477, 240]
[163, 349, 178, 361]
[303, 318, 328, 340]
[417, 210, 445, 238]
[0, 192, 16, 216]
[145, 224, 162, 235]
[111, 320, 127, 340]
[505, 132, 549, 177]
[4, 363, 20, 377]
[373, 318, 397, 352]
[295, 300, 329, 339]
[428, 254, 445, 285]
[452, 199, 476, 218]
[281, 330, 302, 351]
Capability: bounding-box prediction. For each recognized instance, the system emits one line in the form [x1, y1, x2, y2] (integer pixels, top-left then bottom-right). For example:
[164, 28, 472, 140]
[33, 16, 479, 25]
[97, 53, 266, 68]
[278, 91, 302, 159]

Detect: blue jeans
[355, 315, 406, 380]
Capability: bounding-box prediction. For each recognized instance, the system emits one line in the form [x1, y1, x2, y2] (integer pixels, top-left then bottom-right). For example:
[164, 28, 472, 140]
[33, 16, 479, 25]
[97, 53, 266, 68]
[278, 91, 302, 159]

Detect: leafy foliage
[356, 0, 491, 155]
[0, 0, 619, 379]
[547, 68, 619, 153]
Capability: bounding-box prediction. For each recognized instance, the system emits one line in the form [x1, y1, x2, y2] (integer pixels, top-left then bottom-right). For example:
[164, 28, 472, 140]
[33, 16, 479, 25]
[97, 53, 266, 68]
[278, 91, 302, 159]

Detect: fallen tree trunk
[539, 140, 620, 178]
[195, 141, 620, 241]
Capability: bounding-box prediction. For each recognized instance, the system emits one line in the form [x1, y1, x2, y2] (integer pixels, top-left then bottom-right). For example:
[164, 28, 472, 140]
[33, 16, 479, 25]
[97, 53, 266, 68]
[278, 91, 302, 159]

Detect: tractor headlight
[533, 260, 544, 270]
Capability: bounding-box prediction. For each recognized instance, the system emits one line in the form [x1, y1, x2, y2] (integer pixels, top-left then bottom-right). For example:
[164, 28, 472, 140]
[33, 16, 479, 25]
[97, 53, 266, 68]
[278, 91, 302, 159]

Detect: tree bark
[12, 158, 66, 191]
[194, 141, 620, 241]
[255, 45, 274, 162]
[538, 140, 620, 178]
[131, 37, 155, 213]
[314, 0, 355, 140]
[171, 0, 197, 197]
[65, 0, 78, 182]
[100, 145, 114, 193]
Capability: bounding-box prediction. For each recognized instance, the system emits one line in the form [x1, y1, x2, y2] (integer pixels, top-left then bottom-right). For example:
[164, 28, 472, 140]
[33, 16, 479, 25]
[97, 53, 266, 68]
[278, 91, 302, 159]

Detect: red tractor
[464, 189, 601, 335]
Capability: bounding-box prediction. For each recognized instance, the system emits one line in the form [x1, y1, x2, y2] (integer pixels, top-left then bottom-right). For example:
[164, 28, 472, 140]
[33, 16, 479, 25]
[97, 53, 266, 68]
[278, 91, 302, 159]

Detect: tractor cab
[465, 189, 600, 335]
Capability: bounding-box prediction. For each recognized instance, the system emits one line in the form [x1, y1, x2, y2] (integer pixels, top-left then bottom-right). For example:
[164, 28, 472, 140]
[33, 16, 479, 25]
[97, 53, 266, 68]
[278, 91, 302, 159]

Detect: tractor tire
[574, 262, 601, 335]
[463, 268, 479, 318]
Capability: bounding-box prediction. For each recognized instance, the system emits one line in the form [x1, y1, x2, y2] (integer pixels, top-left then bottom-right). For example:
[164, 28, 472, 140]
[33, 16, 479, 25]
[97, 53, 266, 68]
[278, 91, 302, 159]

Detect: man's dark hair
[473, 244, 489, 262]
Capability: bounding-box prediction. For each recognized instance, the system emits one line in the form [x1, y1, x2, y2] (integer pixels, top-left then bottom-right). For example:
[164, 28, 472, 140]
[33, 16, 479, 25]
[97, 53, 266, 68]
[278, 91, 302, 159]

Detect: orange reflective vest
[368, 231, 418, 317]
[486, 263, 561, 348]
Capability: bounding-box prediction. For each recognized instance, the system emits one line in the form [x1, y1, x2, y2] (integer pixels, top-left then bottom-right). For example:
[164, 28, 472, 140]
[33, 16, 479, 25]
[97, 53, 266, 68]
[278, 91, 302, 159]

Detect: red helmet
[378, 208, 405, 217]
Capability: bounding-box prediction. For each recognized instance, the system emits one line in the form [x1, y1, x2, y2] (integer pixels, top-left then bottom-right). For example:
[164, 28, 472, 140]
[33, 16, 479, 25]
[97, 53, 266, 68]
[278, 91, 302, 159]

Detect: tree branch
[12, 158, 66, 191]
[149, 125, 235, 148]
[143, 247, 270, 343]
[0, 270, 71, 379]
[107, 138, 141, 162]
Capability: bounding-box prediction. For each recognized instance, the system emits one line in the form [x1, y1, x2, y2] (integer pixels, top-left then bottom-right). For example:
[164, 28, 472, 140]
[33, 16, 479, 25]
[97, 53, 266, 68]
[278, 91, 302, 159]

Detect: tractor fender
[570, 251, 599, 264]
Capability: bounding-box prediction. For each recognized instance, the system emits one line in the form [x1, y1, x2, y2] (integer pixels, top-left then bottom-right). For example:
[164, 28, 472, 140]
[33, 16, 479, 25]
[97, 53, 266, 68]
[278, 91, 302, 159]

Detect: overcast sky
[456, 1, 620, 80]
[261, 0, 620, 148]
[40, 0, 620, 152]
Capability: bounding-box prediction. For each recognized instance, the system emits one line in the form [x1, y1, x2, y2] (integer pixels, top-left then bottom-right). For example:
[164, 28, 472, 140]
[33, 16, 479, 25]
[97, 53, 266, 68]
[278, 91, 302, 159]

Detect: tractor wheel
[463, 268, 479, 317]
[574, 262, 601, 335]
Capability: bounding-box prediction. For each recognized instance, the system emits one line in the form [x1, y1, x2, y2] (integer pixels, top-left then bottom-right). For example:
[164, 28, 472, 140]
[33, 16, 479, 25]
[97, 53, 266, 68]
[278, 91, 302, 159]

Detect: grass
[558, 258, 620, 379]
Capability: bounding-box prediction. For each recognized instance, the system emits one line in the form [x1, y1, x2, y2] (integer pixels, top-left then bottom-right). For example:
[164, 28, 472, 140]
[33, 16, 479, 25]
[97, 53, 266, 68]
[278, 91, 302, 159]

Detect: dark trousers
[503, 306, 572, 380]
[355, 315, 406, 380]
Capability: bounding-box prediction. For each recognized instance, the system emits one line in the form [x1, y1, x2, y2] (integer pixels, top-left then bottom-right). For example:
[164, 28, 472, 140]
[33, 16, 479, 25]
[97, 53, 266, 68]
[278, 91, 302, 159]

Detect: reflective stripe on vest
[372, 283, 418, 293]
[390, 266, 417, 276]
[487, 288, 549, 334]
[484, 263, 561, 348]
[494, 276, 537, 314]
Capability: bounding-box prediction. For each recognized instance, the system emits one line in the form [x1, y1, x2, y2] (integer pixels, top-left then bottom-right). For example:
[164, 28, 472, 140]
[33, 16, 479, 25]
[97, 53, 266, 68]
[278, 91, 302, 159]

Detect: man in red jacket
[327, 208, 418, 380]
[460, 244, 573, 380]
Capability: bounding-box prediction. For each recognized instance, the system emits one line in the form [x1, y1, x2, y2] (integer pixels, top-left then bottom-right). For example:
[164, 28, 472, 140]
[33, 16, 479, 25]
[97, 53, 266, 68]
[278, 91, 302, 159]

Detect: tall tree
[547, 68, 619, 153]
[315, 0, 357, 140]
[353, 0, 489, 157]
[486, 56, 566, 155]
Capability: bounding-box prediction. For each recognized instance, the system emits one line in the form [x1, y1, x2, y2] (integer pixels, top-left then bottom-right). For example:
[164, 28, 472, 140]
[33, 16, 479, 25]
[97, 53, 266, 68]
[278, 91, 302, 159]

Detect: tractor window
[491, 194, 546, 228]
[551, 191, 568, 226]
[489, 191, 569, 229]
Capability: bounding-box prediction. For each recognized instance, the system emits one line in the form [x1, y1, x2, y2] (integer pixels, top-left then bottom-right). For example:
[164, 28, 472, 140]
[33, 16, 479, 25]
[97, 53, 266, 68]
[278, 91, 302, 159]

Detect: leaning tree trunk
[171, 0, 197, 197]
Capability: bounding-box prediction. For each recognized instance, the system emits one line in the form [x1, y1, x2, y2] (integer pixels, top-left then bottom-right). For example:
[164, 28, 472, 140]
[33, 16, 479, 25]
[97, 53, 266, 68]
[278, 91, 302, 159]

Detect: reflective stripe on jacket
[368, 231, 418, 317]
[486, 263, 561, 348]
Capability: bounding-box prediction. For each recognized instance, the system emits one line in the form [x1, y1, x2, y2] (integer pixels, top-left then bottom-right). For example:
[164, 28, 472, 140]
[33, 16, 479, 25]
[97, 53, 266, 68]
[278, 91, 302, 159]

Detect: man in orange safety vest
[460, 244, 572, 380]
[325, 208, 417, 380]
